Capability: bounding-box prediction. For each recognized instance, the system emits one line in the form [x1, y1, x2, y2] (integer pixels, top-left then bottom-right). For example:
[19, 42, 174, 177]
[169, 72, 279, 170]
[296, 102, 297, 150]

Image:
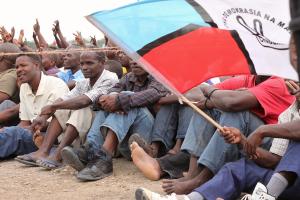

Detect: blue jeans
[85, 111, 107, 151]
[0, 126, 37, 159]
[151, 104, 193, 152]
[0, 100, 18, 127]
[87, 107, 154, 160]
[181, 109, 270, 174]
[0, 100, 16, 111]
[196, 142, 300, 200]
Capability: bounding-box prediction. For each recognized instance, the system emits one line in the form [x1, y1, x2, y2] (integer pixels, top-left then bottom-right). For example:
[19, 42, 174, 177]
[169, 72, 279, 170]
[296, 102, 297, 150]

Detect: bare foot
[130, 142, 162, 181]
[167, 139, 182, 155]
[162, 168, 214, 194]
[170, 165, 202, 183]
[167, 148, 178, 155]
[161, 178, 200, 195]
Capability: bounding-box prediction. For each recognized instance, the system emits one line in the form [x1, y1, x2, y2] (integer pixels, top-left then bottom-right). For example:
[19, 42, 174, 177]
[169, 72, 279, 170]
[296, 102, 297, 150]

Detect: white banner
[196, 0, 298, 80]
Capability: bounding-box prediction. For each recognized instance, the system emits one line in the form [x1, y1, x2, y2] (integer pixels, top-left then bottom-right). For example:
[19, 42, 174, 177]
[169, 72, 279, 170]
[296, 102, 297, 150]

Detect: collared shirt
[56, 69, 84, 83]
[269, 100, 300, 156]
[62, 69, 118, 103]
[109, 72, 168, 113]
[19, 73, 69, 122]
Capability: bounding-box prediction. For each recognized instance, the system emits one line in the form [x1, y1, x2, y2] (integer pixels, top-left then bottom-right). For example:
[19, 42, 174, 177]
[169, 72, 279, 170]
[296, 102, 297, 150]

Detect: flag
[87, 0, 298, 94]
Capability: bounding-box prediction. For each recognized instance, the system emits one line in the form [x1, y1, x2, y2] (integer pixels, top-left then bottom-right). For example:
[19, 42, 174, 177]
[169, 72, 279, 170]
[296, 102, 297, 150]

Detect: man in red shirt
[131, 75, 294, 194]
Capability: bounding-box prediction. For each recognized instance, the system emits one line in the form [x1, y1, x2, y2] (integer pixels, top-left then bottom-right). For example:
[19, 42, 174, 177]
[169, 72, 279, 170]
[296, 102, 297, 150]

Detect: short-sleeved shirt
[19, 73, 69, 122]
[62, 69, 118, 103]
[56, 69, 84, 83]
[0, 68, 19, 103]
[215, 75, 295, 124]
[269, 100, 300, 156]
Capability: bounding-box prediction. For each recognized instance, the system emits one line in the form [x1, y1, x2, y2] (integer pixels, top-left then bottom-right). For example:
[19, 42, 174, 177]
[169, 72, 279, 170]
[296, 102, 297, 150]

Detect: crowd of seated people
[0, 5, 300, 199]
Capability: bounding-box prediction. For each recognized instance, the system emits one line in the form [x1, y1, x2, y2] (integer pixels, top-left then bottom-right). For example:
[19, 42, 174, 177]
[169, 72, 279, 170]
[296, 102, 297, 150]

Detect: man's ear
[34, 62, 42, 70]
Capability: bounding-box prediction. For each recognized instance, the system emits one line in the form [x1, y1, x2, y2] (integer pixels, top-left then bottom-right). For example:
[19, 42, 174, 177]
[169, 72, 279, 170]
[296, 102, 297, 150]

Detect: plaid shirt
[109, 72, 168, 113]
[62, 69, 118, 103]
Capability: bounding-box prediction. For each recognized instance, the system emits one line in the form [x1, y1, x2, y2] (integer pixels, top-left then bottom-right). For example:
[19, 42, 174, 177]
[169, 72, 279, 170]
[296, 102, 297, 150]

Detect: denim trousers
[86, 107, 154, 160]
[0, 126, 37, 159]
[0, 100, 18, 127]
[196, 142, 300, 200]
[151, 104, 193, 152]
[181, 109, 271, 174]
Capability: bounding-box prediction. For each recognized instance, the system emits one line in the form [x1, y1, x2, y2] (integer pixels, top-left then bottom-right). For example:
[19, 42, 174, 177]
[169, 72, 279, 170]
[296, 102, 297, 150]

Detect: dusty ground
[0, 158, 163, 200]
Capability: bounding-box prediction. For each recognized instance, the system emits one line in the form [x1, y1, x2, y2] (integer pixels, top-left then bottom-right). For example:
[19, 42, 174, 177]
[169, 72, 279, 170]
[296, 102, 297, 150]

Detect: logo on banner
[222, 8, 289, 50]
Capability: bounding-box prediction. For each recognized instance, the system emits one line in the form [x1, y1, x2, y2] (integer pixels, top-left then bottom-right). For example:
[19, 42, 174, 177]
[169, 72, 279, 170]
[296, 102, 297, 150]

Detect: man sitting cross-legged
[131, 74, 295, 194]
[16, 51, 118, 169]
[0, 53, 69, 159]
[134, 23, 300, 200]
[136, 88, 300, 200]
[61, 61, 168, 181]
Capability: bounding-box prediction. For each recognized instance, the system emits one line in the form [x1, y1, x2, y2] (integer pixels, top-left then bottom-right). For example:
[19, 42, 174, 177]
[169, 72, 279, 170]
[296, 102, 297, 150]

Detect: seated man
[131, 74, 294, 194]
[130, 82, 218, 160]
[0, 43, 21, 106]
[138, 88, 300, 200]
[61, 61, 168, 181]
[129, 87, 205, 160]
[0, 76, 25, 128]
[135, 16, 300, 200]
[56, 46, 84, 89]
[16, 51, 118, 169]
[0, 53, 69, 159]
[41, 52, 60, 75]
[104, 60, 123, 79]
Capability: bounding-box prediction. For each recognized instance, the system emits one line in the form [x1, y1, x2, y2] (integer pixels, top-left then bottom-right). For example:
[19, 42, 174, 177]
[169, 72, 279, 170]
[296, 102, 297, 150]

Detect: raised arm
[52, 24, 62, 48]
[33, 19, 48, 48]
[53, 20, 69, 48]
[32, 32, 40, 49]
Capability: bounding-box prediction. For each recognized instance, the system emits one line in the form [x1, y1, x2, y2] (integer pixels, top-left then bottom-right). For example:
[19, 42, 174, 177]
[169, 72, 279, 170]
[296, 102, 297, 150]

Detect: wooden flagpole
[179, 95, 224, 132]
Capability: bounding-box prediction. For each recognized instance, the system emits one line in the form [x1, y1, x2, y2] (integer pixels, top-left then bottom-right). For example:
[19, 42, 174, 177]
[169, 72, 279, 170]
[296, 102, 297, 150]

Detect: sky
[0, 0, 137, 43]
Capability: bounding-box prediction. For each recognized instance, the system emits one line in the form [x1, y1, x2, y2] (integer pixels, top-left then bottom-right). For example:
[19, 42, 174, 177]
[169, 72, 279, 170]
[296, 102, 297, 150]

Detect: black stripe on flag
[186, 0, 218, 28]
[230, 30, 256, 74]
[137, 24, 200, 56]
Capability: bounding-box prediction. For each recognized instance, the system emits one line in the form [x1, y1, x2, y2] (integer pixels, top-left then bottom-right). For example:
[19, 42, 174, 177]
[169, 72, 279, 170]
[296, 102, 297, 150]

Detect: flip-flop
[15, 153, 39, 167]
[37, 158, 63, 170]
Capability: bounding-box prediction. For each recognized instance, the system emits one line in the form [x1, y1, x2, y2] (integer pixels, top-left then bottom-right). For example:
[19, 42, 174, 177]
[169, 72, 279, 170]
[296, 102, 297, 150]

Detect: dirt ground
[0, 158, 163, 200]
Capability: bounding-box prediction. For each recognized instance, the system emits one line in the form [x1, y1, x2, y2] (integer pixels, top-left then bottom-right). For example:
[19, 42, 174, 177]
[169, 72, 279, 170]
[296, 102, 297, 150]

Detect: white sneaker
[241, 182, 276, 200]
[135, 188, 190, 200]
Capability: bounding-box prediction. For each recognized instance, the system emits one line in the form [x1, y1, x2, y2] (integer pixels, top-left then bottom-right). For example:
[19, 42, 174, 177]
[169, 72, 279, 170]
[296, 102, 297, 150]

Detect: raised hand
[33, 19, 40, 33]
[10, 27, 15, 40]
[73, 31, 85, 47]
[90, 35, 97, 46]
[0, 26, 13, 42]
[17, 29, 24, 46]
